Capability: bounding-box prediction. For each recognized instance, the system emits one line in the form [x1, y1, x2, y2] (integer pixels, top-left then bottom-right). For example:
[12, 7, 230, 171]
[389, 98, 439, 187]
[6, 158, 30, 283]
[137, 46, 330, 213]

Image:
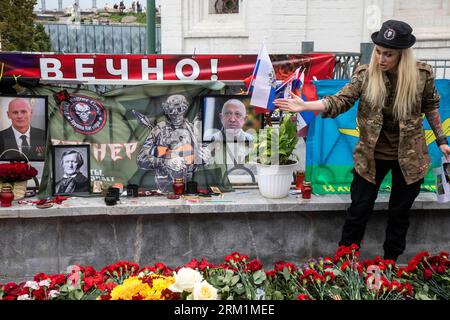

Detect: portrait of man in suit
[0, 97, 47, 161]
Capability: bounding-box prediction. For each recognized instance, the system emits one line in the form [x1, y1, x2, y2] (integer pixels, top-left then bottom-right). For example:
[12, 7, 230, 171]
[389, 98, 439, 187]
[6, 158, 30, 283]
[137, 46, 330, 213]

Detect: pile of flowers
[1, 246, 449, 300]
[99, 274, 178, 300]
[0, 162, 38, 182]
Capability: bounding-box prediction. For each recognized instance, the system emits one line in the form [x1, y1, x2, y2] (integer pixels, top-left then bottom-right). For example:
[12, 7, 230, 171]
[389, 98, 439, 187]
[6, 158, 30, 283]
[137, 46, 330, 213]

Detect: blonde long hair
[366, 47, 419, 120]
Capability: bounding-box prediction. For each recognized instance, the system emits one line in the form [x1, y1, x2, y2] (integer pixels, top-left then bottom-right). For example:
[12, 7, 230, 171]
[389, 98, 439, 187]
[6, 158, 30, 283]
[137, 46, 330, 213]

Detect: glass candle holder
[173, 178, 185, 195]
[301, 181, 312, 199]
[127, 184, 139, 197]
[295, 171, 305, 189]
[0, 186, 15, 207]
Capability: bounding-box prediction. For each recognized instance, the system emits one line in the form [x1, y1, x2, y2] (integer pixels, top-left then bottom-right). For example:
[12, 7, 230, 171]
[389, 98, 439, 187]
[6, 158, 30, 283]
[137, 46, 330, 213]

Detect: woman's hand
[274, 90, 306, 113]
[439, 144, 450, 160]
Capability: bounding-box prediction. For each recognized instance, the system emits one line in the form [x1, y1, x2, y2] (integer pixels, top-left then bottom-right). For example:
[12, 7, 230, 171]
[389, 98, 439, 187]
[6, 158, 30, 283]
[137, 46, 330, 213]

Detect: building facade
[160, 0, 450, 60]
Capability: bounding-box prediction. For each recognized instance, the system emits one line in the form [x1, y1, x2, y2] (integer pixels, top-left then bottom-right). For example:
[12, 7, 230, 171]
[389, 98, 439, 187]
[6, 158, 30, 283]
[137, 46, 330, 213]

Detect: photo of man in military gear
[136, 94, 211, 193]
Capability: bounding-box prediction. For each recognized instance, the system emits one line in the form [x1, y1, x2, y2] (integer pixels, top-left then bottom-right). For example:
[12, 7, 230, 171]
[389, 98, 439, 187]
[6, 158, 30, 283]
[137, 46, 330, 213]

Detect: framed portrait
[0, 95, 48, 161]
[202, 95, 263, 185]
[201, 95, 263, 143]
[52, 145, 91, 196]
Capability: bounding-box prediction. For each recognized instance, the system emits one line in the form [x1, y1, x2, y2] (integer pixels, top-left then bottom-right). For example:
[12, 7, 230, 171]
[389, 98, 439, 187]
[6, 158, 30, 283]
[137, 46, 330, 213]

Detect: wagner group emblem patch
[58, 94, 107, 135]
[383, 28, 396, 40]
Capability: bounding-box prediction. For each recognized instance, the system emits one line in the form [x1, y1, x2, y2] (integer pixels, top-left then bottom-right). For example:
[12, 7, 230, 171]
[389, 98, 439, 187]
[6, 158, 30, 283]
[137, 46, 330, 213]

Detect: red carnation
[49, 274, 67, 289]
[437, 265, 446, 274]
[83, 266, 97, 277]
[33, 273, 50, 282]
[100, 293, 112, 300]
[184, 258, 199, 270]
[396, 268, 408, 278]
[225, 252, 249, 263]
[198, 258, 214, 271]
[32, 288, 46, 300]
[402, 283, 414, 296]
[3, 282, 19, 295]
[139, 266, 157, 274]
[340, 261, 351, 271]
[247, 259, 263, 272]
[274, 261, 297, 273]
[313, 274, 325, 284]
[265, 270, 276, 279]
[423, 268, 433, 280]
[154, 262, 168, 272]
[132, 294, 144, 300]
[83, 277, 95, 292]
[324, 271, 335, 283]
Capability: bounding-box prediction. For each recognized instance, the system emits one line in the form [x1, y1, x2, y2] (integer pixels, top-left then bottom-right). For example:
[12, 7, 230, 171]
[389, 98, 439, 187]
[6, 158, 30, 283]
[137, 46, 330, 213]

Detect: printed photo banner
[306, 79, 450, 194]
[0, 53, 335, 83]
[26, 81, 235, 197]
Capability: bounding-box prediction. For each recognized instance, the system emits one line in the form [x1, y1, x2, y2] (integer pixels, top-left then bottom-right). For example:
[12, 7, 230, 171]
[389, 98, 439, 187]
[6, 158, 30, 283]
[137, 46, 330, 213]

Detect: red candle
[0, 186, 15, 207]
[173, 178, 185, 195]
[295, 171, 305, 189]
[301, 181, 312, 199]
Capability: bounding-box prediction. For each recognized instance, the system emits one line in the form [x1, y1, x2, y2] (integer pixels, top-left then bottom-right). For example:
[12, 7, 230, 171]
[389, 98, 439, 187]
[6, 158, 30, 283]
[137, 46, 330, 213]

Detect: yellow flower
[108, 275, 175, 300]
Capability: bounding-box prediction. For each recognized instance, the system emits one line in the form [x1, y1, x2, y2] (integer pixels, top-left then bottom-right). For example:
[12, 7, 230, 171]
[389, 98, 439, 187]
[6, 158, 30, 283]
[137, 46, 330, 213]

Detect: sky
[35, 0, 161, 11]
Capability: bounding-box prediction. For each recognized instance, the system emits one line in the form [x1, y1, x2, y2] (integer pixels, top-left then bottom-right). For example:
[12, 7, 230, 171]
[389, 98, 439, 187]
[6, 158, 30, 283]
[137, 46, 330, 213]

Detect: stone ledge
[0, 189, 447, 219]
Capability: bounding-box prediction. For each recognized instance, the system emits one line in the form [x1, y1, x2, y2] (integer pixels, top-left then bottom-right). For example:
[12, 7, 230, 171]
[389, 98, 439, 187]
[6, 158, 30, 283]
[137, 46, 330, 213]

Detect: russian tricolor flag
[248, 42, 277, 111]
[276, 67, 315, 136]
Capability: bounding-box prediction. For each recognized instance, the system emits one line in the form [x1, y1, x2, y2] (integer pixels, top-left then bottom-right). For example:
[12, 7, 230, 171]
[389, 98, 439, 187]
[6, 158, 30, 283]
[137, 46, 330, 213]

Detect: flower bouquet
[0, 153, 38, 200]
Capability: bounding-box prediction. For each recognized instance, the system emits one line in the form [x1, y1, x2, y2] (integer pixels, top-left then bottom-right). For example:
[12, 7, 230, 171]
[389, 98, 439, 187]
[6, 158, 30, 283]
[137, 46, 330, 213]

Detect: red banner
[0, 53, 335, 83]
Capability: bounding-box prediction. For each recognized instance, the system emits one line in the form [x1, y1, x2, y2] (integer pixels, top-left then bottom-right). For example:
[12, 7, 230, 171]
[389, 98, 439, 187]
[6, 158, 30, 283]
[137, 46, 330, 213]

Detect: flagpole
[245, 40, 265, 95]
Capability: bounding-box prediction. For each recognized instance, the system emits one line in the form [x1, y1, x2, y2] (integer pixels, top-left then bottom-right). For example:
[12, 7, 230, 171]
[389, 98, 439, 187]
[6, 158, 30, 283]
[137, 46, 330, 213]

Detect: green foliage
[203, 260, 267, 300]
[253, 112, 299, 165]
[32, 23, 52, 52]
[108, 12, 147, 24]
[0, 0, 52, 52]
[57, 284, 84, 300]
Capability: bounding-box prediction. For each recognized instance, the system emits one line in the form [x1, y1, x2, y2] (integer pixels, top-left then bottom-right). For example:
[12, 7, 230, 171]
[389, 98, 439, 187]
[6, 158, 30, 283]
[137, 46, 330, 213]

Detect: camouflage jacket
[322, 62, 442, 185]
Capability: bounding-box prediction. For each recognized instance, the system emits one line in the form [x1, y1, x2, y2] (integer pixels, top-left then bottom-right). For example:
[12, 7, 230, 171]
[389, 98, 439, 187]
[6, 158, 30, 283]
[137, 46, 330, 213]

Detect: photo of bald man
[0, 96, 47, 161]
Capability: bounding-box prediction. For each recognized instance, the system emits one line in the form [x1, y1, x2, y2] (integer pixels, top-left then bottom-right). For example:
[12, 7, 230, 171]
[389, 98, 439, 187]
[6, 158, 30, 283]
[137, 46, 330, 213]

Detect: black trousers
[339, 159, 423, 260]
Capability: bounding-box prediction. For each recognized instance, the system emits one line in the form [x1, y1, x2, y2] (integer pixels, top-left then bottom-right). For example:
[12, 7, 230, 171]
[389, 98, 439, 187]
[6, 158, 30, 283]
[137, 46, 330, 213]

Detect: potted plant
[253, 112, 299, 198]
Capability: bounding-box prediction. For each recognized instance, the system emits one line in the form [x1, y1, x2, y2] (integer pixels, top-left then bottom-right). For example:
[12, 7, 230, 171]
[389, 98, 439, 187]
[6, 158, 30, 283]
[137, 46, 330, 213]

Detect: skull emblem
[74, 102, 92, 123]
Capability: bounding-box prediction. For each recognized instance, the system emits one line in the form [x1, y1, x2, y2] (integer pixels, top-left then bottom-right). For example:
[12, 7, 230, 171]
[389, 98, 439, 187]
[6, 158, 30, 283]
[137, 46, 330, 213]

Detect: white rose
[168, 267, 203, 293]
[17, 294, 31, 300]
[24, 281, 39, 290]
[190, 281, 218, 300]
[39, 279, 51, 287]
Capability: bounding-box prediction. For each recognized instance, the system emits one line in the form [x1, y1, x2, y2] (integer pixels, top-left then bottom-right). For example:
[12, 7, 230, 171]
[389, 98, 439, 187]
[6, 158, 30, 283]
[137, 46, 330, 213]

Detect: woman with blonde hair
[274, 20, 450, 262]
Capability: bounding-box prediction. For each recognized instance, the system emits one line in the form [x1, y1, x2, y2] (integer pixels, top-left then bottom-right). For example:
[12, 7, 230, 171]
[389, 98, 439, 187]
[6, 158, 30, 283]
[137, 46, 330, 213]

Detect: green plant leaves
[252, 270, 267, 285]
[253, 112, 299, 165]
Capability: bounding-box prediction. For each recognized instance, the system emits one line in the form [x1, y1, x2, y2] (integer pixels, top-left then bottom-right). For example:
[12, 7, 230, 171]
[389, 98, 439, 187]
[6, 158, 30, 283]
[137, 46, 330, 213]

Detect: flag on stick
[248, 42, 277, 111]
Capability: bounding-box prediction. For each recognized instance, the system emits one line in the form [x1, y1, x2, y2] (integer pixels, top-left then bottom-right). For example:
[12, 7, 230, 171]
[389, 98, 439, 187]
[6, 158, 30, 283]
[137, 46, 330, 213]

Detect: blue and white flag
[249, 42, 277, 111]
